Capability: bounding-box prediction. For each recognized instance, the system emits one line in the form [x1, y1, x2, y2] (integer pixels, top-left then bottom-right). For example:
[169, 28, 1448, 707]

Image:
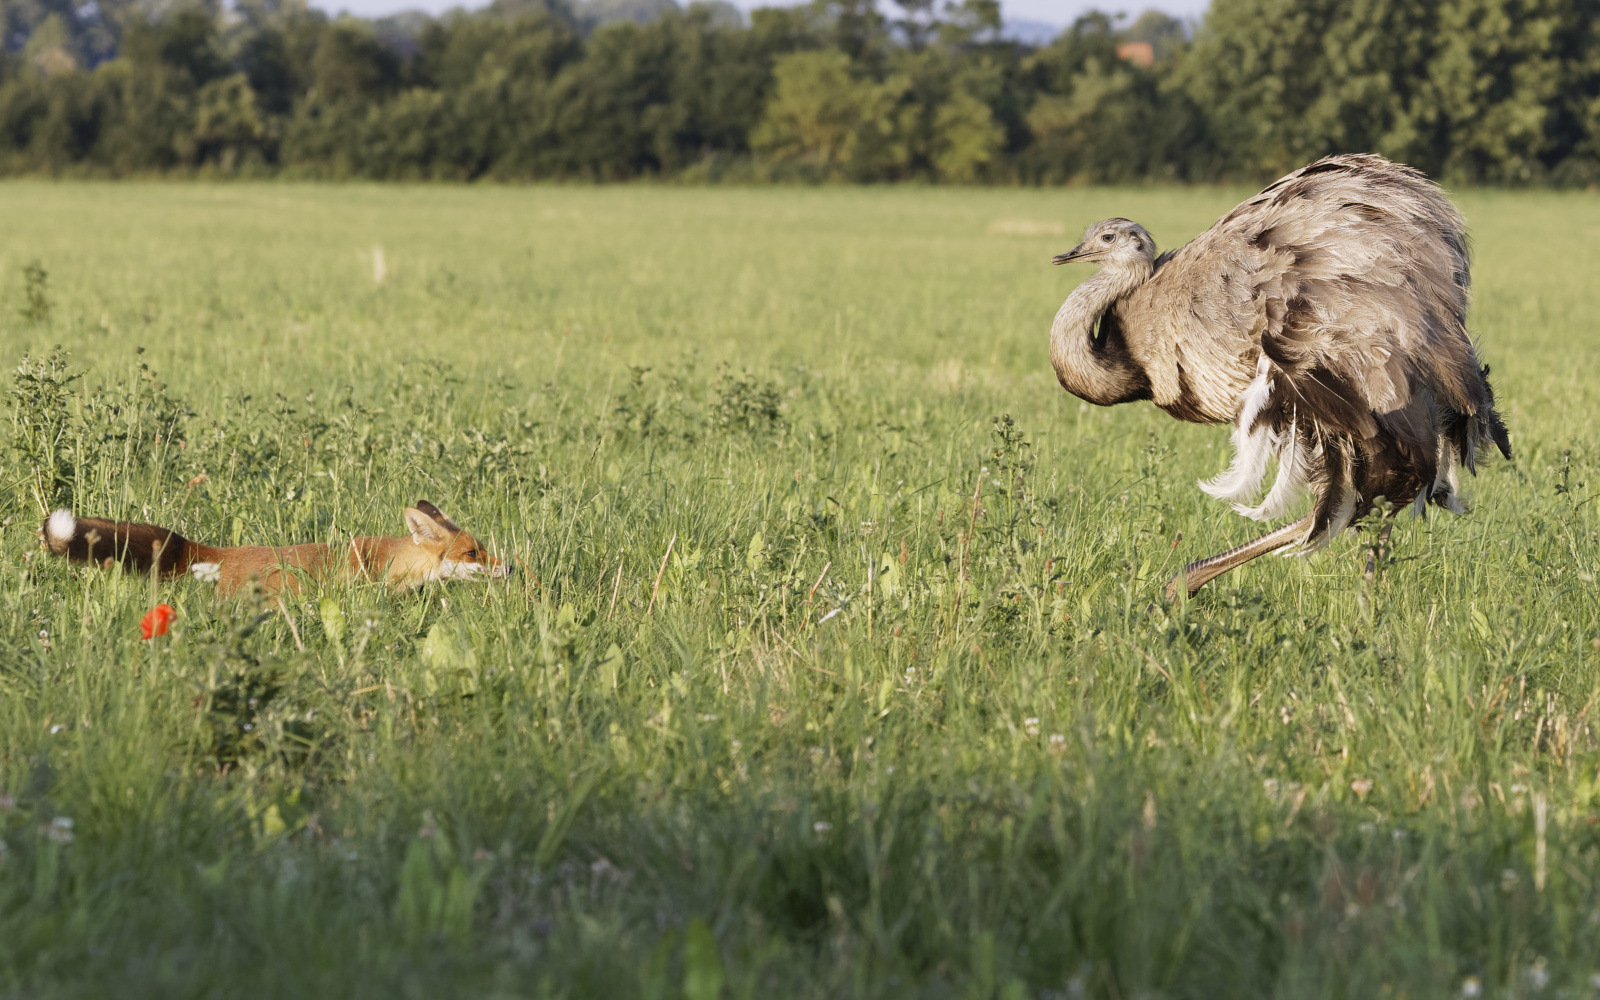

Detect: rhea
[1049, 154, 1511, 598]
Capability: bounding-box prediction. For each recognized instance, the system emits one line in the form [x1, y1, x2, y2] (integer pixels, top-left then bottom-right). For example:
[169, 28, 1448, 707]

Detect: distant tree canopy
[1, 0, 1599, 183]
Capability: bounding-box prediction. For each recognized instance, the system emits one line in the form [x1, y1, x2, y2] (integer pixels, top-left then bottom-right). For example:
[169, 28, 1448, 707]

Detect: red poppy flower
[141, 604, 176, 640]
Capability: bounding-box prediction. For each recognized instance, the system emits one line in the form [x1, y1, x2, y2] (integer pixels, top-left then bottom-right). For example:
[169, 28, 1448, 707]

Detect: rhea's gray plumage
[1048, 154, 1511, 597]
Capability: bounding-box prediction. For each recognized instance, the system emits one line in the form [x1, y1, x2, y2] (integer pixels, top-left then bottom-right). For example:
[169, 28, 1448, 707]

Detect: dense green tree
[308, 19, 400, 104]
[1184, 0, 1600, 182]
[1124, 8, 1188, 61]
[1, 0, 1598, 183]
[1017, 12, 1216, 182]
[752, 0, 1007, 180]
[192, 72, 267, 168]
[233, 2, 324, 117]
[1421, 0, 1600, 182]
[405, 13, 582, 177]
[1, 0, 129, 68]
[752, 49, 899, 174]
[88, 9, 231, 171]
[278, 19, 401, 172]
[534, 5, 791, 177]
[0, 62, 102, 170]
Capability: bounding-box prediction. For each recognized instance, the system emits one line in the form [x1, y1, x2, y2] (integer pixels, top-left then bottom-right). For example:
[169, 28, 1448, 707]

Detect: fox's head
[404, 501, 509, 581]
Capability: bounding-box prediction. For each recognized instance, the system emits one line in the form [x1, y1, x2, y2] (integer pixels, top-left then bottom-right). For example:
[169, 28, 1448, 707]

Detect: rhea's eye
[1101, 233, 1114, 243]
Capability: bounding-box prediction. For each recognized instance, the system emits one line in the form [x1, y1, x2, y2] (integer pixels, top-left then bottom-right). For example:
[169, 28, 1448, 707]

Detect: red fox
[41, 501, 507, 596]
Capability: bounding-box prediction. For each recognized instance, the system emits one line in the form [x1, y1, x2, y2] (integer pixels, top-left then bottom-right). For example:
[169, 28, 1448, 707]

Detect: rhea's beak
[1052, 242, 1099, 265]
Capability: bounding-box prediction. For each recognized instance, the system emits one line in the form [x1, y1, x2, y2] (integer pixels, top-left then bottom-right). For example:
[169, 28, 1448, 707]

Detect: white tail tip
[44, 509, 75, 551]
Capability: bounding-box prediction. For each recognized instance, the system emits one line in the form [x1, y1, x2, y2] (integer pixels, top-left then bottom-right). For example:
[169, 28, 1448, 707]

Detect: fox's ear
[414, 500, 461, 533]
[404, 507, 452, 548]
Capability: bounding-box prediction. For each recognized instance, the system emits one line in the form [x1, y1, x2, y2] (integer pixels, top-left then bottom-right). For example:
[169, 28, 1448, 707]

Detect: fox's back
[199, 542, 346, 593]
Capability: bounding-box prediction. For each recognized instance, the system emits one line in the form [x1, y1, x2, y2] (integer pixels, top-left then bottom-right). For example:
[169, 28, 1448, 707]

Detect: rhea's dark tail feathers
[41, 510, 193, 577]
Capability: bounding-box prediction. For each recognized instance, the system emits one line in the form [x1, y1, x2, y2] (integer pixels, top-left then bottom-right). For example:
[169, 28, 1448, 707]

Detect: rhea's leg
[1165, 514, 1316, 600]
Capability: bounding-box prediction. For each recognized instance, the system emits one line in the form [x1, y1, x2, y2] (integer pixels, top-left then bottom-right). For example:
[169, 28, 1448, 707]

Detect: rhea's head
[1052, 219, 1156, 269]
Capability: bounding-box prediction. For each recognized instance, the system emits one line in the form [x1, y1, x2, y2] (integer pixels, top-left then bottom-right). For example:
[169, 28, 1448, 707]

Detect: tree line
[2, 0, 1599, 184]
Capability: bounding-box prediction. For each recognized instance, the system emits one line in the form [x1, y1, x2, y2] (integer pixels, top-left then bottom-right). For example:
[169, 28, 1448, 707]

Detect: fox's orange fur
[41, 501, 507, 596]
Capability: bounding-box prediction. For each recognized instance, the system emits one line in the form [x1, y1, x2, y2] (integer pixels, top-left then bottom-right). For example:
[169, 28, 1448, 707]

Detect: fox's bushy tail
[42, 510, 194, 577]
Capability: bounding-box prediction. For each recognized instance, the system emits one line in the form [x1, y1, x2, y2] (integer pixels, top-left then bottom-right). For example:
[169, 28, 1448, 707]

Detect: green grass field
[0, 181, 1596, 998]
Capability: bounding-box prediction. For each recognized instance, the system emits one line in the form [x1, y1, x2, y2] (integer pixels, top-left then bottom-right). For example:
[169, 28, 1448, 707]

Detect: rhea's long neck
[1049, 260, 1153, 406]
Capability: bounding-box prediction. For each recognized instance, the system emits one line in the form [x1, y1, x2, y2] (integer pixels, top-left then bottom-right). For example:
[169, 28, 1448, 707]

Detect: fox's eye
[465, 549, 477, 558]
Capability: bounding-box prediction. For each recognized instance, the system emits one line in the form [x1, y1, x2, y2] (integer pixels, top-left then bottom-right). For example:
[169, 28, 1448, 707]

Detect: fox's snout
[439, 546, 510, 581]
[481, 558, 511, 579]
[440, 559, 511, 581]
[438, 529, 510, 581]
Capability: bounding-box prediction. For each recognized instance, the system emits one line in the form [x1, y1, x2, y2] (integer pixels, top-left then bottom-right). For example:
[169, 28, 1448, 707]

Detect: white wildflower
[1525, 959, 1549, 991]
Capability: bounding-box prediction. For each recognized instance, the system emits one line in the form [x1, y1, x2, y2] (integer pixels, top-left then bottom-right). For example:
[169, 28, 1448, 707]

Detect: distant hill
[370, 9, 437, 56]
[1000, 18, 1060, 46]
[574, 0, 744, 32]
[484, 0, 582, 24]
[576, 0, 678, 29]
[365, 0, 739, 42]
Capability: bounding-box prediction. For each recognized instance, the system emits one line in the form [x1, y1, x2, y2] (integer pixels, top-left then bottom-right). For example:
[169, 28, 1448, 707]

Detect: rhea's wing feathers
[1131, 155, 1484, 437]
[1120, 232, 1259, 417]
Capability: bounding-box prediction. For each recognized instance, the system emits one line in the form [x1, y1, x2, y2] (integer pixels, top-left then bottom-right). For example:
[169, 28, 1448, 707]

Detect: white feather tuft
[1200, 355, 1276, 504]
[1441, 462, 1463, 514]
[1430, 438, 1464, 513]
[1238, 426, 1309, 521]
[44, 509, 75, 550]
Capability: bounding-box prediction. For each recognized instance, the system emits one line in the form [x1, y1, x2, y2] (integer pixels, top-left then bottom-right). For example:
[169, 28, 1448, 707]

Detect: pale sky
[312, 0, 1211, 29]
